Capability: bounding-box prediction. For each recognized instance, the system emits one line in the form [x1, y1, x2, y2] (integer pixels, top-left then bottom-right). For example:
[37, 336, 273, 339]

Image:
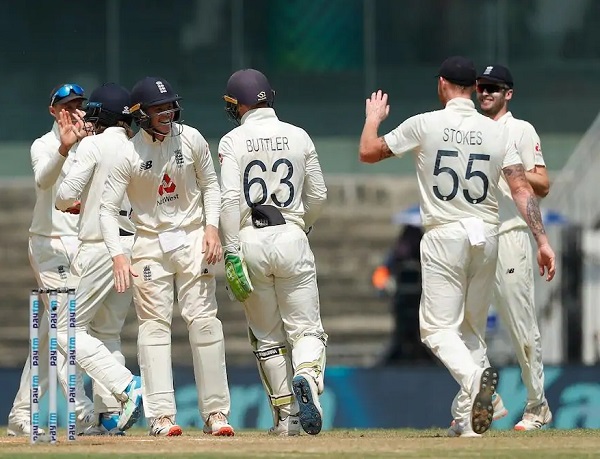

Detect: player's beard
[479, 96, 504, 119]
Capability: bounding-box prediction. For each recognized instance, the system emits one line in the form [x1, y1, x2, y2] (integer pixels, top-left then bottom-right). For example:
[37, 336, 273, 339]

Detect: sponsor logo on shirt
[157, 173, 179, 205]
[140, 160, 153, 171]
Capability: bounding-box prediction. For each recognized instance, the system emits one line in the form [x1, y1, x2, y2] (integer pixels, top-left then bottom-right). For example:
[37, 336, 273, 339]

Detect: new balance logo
[174, 149, 184, 168]
[156, 81, 167, 93]
[506, 268, 515, 274]
[140, 160, 153, 171]
[143, 265, 152, 281]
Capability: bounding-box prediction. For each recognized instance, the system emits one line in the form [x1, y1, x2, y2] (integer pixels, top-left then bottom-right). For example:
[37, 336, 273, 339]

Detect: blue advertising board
[1, 365, 598, 430]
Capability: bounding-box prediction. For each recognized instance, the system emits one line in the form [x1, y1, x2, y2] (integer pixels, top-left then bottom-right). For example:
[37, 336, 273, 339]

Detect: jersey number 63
[243, 158, 295, 208]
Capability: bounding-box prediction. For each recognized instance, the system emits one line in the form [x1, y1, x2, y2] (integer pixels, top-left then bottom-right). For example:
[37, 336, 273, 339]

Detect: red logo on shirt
[158, 174, 176, 195]
[535, 143, 541, 152]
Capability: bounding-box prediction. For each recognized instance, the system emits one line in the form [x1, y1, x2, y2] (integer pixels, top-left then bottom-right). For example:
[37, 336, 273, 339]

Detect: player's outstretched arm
[504, 163, 556, 281]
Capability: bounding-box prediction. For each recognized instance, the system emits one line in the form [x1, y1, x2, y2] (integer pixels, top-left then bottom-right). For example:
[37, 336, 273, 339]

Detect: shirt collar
[445, 97, 476, 111]
[241, 107, 278, 125]
[497, 111, 513, 125]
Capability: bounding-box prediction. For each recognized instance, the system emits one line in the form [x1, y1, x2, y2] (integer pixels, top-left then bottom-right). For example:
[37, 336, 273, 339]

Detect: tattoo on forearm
[504, 164, 546, 239]
[526, 195, 546, 237]
[378, 138, 394, 161]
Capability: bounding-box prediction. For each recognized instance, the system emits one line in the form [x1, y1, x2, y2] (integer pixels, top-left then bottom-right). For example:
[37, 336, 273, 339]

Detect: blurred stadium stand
[0, 0, 599, 368]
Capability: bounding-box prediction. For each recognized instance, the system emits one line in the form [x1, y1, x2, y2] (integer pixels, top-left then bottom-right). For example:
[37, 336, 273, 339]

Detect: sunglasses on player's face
[476, 83, 509, 94]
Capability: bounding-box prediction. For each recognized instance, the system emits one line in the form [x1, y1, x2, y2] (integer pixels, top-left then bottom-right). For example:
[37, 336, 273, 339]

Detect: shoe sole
[118, 398, 144, 431]
[292, 375, 322, 435]
[471, 367, 499, 435]
[206, 426, 235, 437]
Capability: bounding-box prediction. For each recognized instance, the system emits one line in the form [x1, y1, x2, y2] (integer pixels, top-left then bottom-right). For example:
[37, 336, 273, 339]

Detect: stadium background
[0, 0, 599, 430]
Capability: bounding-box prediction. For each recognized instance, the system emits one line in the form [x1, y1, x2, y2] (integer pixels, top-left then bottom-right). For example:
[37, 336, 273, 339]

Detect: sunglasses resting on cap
[50, 83, 86, 106]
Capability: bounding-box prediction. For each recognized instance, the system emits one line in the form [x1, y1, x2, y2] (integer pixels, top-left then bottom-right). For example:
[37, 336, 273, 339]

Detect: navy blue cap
[437, 56, 477, 86]
[225, 69, 274, 106]
[477, 65, 514, 88]
[88, 83, 131, 116]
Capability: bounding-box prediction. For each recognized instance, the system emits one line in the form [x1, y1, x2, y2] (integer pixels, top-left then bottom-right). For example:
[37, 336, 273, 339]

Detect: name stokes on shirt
[246, 137, 290, 152]
[442, 128, 483, 145]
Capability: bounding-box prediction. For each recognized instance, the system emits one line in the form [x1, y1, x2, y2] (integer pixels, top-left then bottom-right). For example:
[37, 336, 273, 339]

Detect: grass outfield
[0, 429, 599, 458]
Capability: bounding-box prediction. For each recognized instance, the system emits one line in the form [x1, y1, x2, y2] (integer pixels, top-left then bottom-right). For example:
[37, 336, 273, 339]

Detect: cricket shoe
[292, 374, 323, 435]
[514, 401, 552, 431]
[269, 414, 301, 436]
[76, 409, 97, 435]
[7, 418, 46, 437]
[492, 393, 508, 420]
[149, 416, 182, 437]
[470, 366, 499, 435]
[117, 376, 143, 431]
[447, 419, 482, 438]
[203, 412, 235, 436]
[449, 391, 507, 432]
[81, 412, 125, 436]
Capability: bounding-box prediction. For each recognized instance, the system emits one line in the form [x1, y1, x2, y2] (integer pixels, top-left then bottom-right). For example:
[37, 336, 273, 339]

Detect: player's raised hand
[57, 109, 79, 150]
[537, 243, 556, 281]
[202, 225, 223, 265]
[365, 90, 390, 123]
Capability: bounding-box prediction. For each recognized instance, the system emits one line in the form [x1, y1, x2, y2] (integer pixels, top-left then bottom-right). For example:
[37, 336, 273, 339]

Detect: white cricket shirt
[383, 98, 522, 227]
[29, 122, 79, 237]
[496, 112, 546, 233]
[99, 125, 220, 257]
[219, 108, 327, 249]
[56, 126, 135, 242]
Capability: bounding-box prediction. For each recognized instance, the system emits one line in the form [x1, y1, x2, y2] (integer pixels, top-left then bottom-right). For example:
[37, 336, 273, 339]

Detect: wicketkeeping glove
[224, 250, 254, 302]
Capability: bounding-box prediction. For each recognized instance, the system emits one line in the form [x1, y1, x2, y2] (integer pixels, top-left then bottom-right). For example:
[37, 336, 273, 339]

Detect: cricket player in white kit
[359, 56, 556, 437]
[99, 77, 233, 437]
[7, 84, 95, 436]
[219, 69, 328, 436]
[477, 64, 552, 430]
[56, 83, 139, 435]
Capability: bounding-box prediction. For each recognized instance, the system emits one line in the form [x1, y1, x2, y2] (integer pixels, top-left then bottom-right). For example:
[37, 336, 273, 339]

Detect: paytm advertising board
[1, 366, 599, 429]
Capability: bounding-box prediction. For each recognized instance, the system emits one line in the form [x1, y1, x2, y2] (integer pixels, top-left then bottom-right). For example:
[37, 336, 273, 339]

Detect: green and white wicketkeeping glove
[224, 249, 254, 302]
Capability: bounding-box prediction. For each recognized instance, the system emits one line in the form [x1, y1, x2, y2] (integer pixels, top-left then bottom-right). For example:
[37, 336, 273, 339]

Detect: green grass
[1, 428, 599, 458]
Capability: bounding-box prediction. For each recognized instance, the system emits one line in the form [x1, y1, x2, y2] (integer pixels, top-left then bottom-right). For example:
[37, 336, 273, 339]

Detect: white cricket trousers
[494, 228, 546, 409]
[9, 235, 93, 424]
[419, 221, 498, 422]
[240, 224, 327, 399]
[57, 236, 135, 413]
[131, 224, 230, 421]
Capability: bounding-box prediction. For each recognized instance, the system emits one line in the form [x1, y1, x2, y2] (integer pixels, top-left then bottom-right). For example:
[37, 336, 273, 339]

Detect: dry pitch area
[1, 428, 599, 458]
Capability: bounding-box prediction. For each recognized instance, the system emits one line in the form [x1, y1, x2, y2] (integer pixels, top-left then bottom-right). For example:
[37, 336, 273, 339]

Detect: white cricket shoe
[470, 366, 499, 435]
[7, 418, 46, 437]
[149, 415, 182, 437]
[514, 401, 552, 431]
[76, 409, 96, 435]
[447, 419, 482, 438]
[203, 412, 235, 436]
[292, 374, 323, 435]
[492, 393, 508, 420]
[269, 414, 301, 436]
